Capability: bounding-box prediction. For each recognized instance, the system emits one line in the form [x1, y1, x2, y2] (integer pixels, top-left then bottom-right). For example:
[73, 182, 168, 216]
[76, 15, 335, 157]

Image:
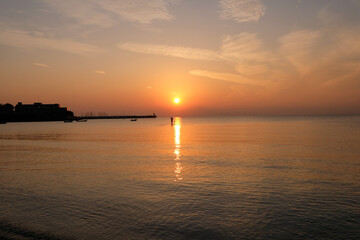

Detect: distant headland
[0, 102, 156, 124]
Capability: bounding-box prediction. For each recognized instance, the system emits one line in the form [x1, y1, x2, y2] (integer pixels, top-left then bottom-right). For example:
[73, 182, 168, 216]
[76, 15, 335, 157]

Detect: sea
[0, 116, 359, 240]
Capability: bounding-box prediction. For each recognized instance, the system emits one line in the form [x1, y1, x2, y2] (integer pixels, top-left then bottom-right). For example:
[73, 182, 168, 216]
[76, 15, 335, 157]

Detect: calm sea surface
[0, 116, 359, 239]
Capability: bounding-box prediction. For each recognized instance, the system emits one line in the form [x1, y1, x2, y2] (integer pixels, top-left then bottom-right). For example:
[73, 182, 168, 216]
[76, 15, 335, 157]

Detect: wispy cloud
[189, 70, 259, 85]
[221, 33, 270, 62]
[118, 8, 360, 91]
[118, 32, 275, 85]
[189, 25, 360, 89]
[33, 62, 50, 68]
[219, 0, 265, 23]
[97, 0, 177, 24]
[119, 32, 271, 67]
[95, 71, 106, 74]
[0, 29, 101, 55]
[279, 30, 323, 73]
[41, 0, 178, 27]
[40, 1, 113, 28]
[119, 42, 219, 61]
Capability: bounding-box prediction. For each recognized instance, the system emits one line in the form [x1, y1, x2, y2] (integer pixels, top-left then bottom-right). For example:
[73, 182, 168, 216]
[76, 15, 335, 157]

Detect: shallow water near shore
[0, 116, 359, 239]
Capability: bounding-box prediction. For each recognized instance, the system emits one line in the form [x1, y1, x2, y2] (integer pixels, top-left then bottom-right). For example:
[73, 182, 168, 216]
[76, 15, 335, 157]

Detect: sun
[174, 98, 180, 104]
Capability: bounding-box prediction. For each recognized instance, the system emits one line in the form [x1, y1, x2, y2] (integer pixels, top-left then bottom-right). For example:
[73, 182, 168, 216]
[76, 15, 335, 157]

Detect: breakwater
[74, 114, 157, 121]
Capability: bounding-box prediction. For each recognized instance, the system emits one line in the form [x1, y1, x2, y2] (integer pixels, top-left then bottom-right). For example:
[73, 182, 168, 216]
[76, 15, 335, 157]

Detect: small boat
[77, 119, 87, 122]
[131, 118, 137, 121]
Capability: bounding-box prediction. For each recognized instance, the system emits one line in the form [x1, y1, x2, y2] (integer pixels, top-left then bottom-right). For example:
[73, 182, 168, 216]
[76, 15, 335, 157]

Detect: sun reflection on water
[173, 118, 182, 181]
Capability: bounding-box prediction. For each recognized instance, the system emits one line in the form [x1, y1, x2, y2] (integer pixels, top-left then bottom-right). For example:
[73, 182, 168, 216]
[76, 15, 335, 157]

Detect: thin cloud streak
[189, 70, 260, 85]
[41, 0, 178, 27]
[119, 42, 219, 61]
[97, 0, 177, 24]
[33, 63, 50, 68]
[219, 0, 265, 23]
[0, 29, 101, 55]
[95, 71, 106, 74]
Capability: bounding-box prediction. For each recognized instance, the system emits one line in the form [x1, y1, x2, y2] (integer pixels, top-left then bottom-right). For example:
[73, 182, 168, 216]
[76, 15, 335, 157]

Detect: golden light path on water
[174, 118, 182, 181]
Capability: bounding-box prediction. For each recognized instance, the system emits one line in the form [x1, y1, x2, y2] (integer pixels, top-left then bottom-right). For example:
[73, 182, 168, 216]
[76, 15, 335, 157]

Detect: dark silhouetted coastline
[0, 102, 156, 124]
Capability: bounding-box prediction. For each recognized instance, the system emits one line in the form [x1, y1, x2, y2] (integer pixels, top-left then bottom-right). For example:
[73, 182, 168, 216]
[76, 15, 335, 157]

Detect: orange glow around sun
[174, 98, 180, 104]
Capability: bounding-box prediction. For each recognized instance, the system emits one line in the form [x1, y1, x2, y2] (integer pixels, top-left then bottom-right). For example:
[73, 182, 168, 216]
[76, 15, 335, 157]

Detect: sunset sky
[0, 0, 359, 116]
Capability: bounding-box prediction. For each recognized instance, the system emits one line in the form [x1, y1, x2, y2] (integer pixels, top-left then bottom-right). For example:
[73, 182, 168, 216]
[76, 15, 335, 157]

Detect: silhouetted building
[0, 102, 74, 123]
[0, 103, 14, 112]
[15, 102, 69, 113]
